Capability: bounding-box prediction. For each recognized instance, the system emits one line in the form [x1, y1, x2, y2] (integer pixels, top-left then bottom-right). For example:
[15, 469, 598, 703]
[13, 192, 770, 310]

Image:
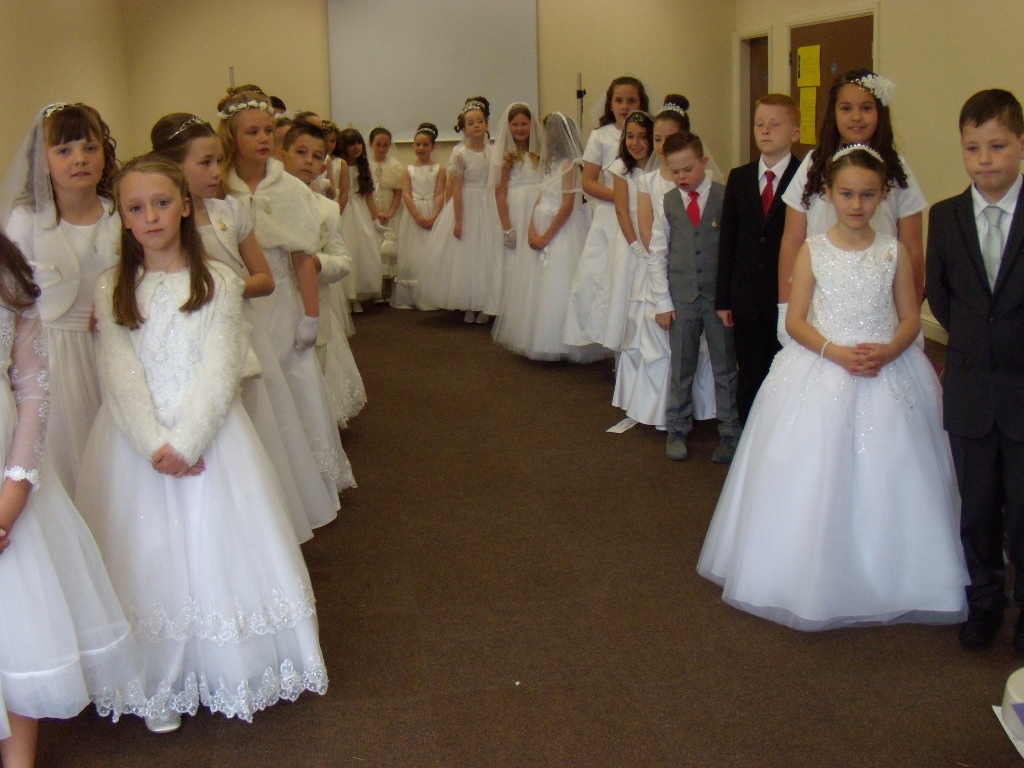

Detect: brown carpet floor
[39, 305, 1022, 767]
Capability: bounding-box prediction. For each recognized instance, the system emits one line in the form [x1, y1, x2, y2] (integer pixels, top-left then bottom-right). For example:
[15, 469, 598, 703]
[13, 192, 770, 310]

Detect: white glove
[629, 240, 647, 260]
[294, 316, 320, 351]
[503, 228, 517, 249]
[776, 302, 791, 346]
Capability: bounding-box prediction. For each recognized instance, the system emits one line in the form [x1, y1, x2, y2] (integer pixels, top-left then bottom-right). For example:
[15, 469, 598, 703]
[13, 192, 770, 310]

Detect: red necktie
[761, 169, 775, 217]
[687, 190, 701, 228]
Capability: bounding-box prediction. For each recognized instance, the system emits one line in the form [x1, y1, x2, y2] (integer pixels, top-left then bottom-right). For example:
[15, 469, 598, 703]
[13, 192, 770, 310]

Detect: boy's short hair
[663, 131, 704, 159]
[755, 93, 800, 125]
[959, 89, 1024, 137]
[282, 121, 328, 151]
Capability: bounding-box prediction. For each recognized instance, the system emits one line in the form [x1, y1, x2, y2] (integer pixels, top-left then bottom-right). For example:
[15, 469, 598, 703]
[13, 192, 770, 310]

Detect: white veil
[0, 103, 60, 230]
[487, 102, 543, 188]
[538, 112, 585, 193]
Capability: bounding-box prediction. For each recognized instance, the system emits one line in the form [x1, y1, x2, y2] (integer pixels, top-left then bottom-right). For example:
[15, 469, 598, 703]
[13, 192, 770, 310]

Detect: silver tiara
[168, 115, 208, 140]
[461, 100, 487, 116]
[830, 143, 884, 163]
[43, 103, 69, 120]
[418, 126, 438, 137]
[217, 99, 275, 121]
[659, 103, 687, 119]
[625, 110, 652, 124]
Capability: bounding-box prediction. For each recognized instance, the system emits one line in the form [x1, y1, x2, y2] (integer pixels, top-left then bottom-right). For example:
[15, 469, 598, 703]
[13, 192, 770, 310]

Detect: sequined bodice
[139, 273, 199, 426]
[809, 233, 899, 345]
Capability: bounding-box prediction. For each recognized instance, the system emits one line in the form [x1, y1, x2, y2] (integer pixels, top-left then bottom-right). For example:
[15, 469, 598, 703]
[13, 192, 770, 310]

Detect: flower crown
[830, 143, 884, 163]
[218, 99, 275, 121]
[659, 103, 687, 119]
[850, 74, 895, 107]
[168, 115, 208, 141]
[461, 100, 487, 116]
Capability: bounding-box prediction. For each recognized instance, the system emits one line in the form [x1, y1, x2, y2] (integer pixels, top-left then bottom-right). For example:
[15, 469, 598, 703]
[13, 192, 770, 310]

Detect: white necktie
[982, 205, 1004, 289]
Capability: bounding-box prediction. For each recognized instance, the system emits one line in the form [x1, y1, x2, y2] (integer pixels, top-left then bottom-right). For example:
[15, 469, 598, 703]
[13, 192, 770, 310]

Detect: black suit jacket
[926, 180, 1024, 440]
[715, 155, 799, 321]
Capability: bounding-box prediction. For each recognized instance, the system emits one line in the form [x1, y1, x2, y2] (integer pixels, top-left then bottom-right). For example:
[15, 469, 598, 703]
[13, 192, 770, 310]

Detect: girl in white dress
[75, 155, 328, 730]
[417, 98, 504, 323]
[393, 123, 445, 309]
[564, 76, 650, 349]
[778, 70, 926, 343]
[489, 102, 542, 316]
[0, 103, 120, 497]
[623, 97, 716, 427]
[277, 122, 367, 427]
[0, 229, 139, 766]
[494, 113, 605, 362]
[218, 90, 354, 496]
[339, 128, 384, 307]
[151, 112, 342, 537]
[697, 147, 968, 630]
[369, 127, 404, 299]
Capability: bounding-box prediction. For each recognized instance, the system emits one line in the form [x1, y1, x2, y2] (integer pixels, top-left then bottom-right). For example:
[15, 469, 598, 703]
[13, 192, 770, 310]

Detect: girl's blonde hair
[111, 154, 215, 329]
[216, 88, 273, 183]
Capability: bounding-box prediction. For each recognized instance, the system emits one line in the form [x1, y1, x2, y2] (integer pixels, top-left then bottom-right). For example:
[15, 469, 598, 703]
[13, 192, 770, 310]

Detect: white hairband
[830, 143, 884, 163]
[218, 99, 275, 121]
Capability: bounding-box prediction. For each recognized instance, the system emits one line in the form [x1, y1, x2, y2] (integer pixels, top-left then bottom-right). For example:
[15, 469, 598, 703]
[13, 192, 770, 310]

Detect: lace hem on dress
[128, 583, 316, 645]
[92, 654, 328, 723]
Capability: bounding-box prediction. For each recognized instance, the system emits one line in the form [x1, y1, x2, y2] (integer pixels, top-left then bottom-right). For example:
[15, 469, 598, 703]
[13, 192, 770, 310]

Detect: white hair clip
[830, 143, 884, 163]
[852, 74, 895, 107]
[217, 99, 275, 121]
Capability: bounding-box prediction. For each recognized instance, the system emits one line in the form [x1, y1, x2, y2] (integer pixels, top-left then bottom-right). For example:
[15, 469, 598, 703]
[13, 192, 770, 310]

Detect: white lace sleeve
[167, 266, 246, 465]
[6, 308, 48, 487]
[94, 273, 167, 457]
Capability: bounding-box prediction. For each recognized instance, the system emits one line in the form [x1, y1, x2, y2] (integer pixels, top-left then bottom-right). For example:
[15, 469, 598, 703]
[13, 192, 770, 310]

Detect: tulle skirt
[392, 196, 436, 309]
[696, 341, 969, 630]
[1, 441, 139, 737]
[416, 186, 504, 315]
[492, 198, 604, 362]
[75, 402, 328, 721]
[341, 195, 384, 300]
[316, 287, 367, 428]
[43, 326, 102, 496]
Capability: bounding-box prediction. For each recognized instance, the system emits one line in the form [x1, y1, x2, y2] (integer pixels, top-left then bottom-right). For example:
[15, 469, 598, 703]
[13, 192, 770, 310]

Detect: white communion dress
[75, 264, 328, 721]
[392, 163, 440, 309]
[0, 305, 139, 737]
[697, 233, 969, 630]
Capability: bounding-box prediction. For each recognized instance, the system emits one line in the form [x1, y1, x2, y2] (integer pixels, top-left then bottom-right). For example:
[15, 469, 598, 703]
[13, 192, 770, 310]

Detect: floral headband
[218, 99, 275, 121]
[850, 74, 895, 107]
[831, 143, 884, 163]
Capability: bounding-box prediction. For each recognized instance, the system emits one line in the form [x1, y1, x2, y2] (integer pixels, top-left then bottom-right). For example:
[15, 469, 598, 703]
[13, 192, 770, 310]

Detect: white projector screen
[327, 0, 539, 143]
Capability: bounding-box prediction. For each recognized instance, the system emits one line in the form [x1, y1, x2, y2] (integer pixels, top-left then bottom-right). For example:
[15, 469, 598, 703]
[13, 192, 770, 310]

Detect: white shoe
[145, 711, 182, 734]
[475, 312, 492, 324]
[463, 310, 476, 324]
[351, 300, 364, 314]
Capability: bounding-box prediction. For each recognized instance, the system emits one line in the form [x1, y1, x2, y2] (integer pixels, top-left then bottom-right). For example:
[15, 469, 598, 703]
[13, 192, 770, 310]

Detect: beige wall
[1, 0, 132, 173]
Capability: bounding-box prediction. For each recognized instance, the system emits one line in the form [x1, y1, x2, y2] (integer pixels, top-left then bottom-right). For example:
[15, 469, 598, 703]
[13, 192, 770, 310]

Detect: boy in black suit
[927, 89, 1024, 652]
[717, 94, 801, 422]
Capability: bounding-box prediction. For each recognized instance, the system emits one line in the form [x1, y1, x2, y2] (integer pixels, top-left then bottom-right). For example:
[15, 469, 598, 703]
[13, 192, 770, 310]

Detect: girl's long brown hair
[111, 154, 215, 329]
[0, 230, 41, 311]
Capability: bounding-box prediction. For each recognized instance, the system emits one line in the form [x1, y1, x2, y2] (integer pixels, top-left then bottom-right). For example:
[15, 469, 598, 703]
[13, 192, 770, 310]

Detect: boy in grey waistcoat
[647, 132, 740, 462]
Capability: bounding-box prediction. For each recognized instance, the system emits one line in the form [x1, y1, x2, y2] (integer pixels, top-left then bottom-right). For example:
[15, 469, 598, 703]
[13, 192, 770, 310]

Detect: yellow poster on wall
[797, 45, 821, 88]
[800, 87, 817, 145]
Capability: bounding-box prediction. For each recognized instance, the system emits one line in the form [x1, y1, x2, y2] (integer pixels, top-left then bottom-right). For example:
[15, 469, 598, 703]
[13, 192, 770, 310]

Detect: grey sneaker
[666, 432, 689, 461]
[711, 436, 739, 464]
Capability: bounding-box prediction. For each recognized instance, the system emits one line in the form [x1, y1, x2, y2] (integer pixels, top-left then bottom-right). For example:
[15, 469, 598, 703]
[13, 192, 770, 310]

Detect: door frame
[730, 27, 772, 170]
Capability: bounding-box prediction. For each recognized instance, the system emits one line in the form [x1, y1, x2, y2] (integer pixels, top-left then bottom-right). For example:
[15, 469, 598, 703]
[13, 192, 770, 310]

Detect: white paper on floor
[992, 705, 1024, 759]
[607, 417, 638, 433]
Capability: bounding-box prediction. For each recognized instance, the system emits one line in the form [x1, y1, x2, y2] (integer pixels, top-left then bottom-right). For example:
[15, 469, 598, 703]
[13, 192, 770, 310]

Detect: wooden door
[790, 15, 873, 153]
[747, 36, 769, 162]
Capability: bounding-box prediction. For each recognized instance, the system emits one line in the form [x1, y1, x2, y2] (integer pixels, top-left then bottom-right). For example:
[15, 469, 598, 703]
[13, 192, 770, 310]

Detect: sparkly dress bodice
[138, 272, 200, 426]
[809, 233, 899, 346]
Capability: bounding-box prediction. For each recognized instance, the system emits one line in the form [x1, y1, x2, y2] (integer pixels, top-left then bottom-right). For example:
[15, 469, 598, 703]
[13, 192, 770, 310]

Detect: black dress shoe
[1013, 612, 1024, 656]
[959, 609, 1004, 650]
